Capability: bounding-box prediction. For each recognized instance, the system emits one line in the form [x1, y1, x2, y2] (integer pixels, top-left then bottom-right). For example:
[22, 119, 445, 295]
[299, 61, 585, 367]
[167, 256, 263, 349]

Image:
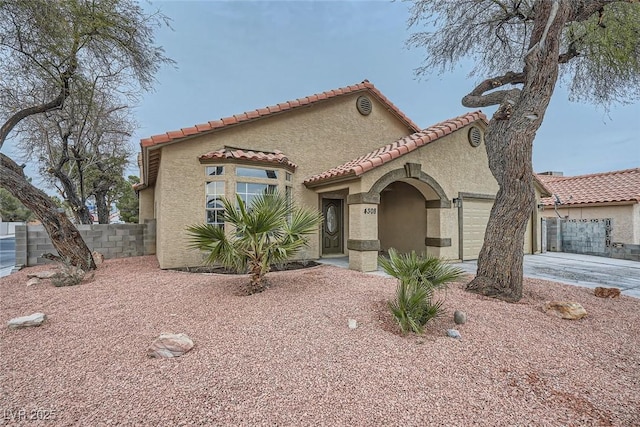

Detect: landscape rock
[348, 319, 358, 329]
[92, 251, 105, 266]
[8, 313, 47, 329]
[148, 333, 194, 358]
[594, 287, 621, 298]
[26, 277, 41, 287]
[543, 302, 587, 320]
[447, 329, 461, 339]
[27, 271, 58, 279]
[454, 310, 467, 325]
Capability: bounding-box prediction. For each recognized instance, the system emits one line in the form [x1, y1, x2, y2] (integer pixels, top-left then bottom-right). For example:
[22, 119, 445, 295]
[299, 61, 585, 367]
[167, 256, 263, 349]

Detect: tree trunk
[95, 190, 109, 224]
[0, 153, 96, 270]
[51, 168, 93, 224]
[466, 1, 570, 302]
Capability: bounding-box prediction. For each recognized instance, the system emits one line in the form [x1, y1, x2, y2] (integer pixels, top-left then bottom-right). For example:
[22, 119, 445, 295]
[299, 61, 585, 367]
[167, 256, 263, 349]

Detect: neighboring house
[136, 80, 547, 271]
[538, 168, 640, 245]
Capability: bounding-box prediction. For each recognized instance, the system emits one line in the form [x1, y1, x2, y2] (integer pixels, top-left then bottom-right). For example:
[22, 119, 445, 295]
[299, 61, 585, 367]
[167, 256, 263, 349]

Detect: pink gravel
[1, 255, 639, 426]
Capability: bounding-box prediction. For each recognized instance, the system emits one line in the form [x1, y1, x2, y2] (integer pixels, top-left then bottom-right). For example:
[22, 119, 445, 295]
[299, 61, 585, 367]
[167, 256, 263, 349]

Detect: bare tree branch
[461, 71, 525, 108]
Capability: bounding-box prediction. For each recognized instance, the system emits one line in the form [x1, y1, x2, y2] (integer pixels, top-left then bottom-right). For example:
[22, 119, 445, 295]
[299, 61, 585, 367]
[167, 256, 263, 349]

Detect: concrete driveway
[319, 252, 640, 299]
[456, 252, 640, 299]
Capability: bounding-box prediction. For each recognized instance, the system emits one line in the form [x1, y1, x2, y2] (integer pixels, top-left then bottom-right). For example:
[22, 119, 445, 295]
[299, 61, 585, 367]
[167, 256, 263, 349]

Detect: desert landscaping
[1, 255, 639, 426]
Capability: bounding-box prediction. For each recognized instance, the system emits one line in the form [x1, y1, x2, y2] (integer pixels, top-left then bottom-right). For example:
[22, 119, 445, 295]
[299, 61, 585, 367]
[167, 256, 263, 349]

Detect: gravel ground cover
[1, 255, 639, 426]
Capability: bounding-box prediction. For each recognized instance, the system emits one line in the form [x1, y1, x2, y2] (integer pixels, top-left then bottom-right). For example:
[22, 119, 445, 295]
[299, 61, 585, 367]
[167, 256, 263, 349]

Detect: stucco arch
[366, 165, 451, 208]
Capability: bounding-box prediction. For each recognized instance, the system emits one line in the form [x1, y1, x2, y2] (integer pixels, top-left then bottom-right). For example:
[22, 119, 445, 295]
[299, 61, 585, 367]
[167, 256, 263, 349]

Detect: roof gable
[538, 168, 640, 206]
[304, 111, 487, 186]
[140, 80, 420, 148]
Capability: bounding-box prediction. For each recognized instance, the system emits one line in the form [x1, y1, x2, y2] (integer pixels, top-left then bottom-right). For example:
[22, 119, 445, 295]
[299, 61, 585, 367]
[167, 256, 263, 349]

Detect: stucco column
[424, 200, 454, 258]
[347, 193, 380, 272]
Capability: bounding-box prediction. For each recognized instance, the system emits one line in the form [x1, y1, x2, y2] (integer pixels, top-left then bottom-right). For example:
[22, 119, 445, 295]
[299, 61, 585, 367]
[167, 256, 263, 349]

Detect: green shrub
[187, 191, 322, 295]
[379, 248, 464, 334]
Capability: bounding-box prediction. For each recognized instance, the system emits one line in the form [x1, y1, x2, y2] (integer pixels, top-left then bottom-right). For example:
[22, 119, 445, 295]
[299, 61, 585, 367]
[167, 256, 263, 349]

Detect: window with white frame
[205, 167, 225, 227]
[236, 182, 277, 206]
[202, 162, 294, 226]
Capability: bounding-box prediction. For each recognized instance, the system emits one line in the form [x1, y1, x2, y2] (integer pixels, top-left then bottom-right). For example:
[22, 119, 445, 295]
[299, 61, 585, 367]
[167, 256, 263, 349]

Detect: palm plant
[187, 191, 322, 294]
[379, 248, 464, 334]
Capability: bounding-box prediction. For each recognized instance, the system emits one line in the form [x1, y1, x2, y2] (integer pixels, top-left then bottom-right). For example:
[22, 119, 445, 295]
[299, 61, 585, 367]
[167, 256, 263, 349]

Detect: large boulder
[543, 302, 587, 320]
[147, 333, 194, 358]
[8, 313, 47, 329]
[92, 251, 105, 266]
[27, 271, 58, 279]
[594, 287, 621, 298]
[26, 277, 41, 287]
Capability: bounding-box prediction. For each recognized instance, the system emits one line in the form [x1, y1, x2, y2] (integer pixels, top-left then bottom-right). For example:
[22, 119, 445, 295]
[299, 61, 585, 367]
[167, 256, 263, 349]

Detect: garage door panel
[462, 198, 534, 260]
[462, 199, 493, 261]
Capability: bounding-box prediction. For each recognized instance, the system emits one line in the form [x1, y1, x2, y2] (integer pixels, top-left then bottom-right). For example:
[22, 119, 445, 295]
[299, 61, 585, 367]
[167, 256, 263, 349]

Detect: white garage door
[462, 198, 493, 260]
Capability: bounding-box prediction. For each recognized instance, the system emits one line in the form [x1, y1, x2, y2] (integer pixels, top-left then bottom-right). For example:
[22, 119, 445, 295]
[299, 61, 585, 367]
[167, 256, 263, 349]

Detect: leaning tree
[407, 0, 640, 302]
[0, 0, 171, 269]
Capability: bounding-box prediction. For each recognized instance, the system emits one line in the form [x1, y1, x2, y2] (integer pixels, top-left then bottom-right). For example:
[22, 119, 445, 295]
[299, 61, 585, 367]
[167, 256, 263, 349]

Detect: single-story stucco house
[135, 80, 548, 271]
[538, 168, 640, 245]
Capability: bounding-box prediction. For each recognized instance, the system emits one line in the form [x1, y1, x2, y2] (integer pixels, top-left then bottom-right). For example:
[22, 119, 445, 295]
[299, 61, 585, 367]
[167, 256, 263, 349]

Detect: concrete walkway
[318, 252, 640, 299]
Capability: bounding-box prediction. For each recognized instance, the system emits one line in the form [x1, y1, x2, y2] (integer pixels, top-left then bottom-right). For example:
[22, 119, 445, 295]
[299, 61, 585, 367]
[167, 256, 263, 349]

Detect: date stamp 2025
[2, 408, 57, 422]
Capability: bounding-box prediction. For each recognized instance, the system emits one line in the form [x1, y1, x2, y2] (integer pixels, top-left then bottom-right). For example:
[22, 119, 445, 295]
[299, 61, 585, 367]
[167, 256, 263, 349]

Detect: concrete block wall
[545, 217, 639, 262]
[560, 219, 608, 255]
[546, 217, 562, 252]
[15, 219, 156, 267]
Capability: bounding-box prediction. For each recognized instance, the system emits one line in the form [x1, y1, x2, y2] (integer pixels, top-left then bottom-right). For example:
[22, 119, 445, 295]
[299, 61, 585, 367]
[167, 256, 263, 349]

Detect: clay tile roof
[304, 111, 487, 186]
[198, 146, 297, 170]
[537, 168, 640, 206]
[139, 80, 420, 149]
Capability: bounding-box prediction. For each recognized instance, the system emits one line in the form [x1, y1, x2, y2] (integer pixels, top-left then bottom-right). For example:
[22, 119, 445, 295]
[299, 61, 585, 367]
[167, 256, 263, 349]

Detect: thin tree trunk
[0, 153, 96, 270]
[51, 169, 93, 224]
[466, 1, 570, 301]
[95, 190, 109, 224]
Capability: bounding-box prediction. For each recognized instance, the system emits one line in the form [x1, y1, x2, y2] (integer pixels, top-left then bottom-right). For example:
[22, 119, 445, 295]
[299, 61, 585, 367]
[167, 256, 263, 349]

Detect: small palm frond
[381, 248, 461, 334]
[186, 223, 245, 272]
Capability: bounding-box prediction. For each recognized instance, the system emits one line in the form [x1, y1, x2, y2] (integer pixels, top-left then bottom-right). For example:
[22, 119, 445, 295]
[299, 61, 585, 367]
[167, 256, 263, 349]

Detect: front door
[322, 199, 343, 255]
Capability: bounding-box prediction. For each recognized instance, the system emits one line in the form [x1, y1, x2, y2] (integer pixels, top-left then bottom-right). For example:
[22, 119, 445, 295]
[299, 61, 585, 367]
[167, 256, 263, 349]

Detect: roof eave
[304, 172, 358, 189]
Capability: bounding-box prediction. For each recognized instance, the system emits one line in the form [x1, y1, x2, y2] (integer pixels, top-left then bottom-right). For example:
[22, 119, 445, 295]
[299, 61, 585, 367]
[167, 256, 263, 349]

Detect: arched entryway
[345, 164, 451, 271]
[378, 180, 441, 254]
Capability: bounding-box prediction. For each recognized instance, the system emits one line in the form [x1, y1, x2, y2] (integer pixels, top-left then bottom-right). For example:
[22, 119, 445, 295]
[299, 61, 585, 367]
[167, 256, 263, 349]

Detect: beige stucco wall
[541, 203, 639, 244]
[138, 188, 154, 222]
[354, 123, 499, 260]
[150, 93, 413, 268]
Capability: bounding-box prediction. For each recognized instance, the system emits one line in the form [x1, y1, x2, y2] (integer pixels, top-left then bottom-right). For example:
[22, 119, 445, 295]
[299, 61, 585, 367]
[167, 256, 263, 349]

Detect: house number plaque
[363, 208, 377, 214]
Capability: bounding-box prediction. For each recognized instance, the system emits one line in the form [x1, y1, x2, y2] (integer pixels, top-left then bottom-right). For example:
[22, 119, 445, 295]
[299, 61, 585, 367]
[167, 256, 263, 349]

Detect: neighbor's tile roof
[304, 111, 487, 185]
[199, 146, 297, 170]
[537, 168, 640, 206]
[140, 80, 420, 148]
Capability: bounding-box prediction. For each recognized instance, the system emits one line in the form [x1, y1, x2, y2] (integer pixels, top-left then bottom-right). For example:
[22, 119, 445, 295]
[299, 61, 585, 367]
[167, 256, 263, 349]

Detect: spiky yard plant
[379, 248, 464, 334]
[187, 191, 322, 295]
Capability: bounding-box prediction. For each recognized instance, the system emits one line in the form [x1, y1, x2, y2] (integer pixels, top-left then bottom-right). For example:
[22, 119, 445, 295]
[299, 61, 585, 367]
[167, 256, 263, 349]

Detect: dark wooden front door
[322, 199, 343, 255]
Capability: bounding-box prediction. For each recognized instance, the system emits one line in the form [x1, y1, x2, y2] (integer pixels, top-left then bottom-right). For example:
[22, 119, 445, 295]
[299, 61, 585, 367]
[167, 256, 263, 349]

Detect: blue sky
[8, 0, 639, 188]
[133, 0, 638, 178]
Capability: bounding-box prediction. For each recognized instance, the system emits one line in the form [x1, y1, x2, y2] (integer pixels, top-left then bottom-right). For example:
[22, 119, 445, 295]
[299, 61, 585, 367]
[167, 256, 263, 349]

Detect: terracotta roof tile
[304, 111, 487, 185]
[138, 80, 423, 188]
[139, 80, 420, 149]
[199, 146, 297, 170]
[538, 168, 640, 206]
